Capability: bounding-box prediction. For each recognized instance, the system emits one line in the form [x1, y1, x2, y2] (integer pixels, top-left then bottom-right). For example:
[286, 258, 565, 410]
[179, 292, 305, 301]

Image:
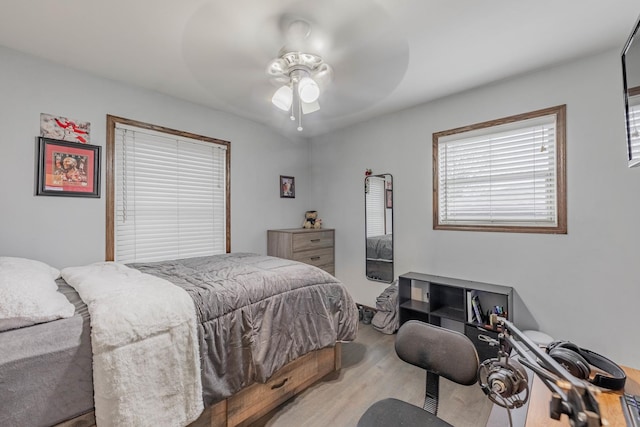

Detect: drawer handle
[310, 256, 321, 260]
[310, 239, 321, 242]
[270, 377, 289, 390]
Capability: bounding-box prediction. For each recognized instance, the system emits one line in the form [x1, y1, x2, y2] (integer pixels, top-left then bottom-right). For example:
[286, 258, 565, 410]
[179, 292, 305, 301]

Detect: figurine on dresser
[302, 210, 322, 229]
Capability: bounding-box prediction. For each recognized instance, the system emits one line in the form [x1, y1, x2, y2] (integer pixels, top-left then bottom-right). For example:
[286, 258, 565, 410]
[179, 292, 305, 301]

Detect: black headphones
[546, 340, 626, 390]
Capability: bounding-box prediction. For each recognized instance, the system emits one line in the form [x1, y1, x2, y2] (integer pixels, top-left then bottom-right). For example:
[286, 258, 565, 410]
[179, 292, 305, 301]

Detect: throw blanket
[61, 262, 203, 427]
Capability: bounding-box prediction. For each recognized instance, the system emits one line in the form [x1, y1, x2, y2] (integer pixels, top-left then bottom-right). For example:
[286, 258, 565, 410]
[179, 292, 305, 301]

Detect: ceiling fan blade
[312, 63, 333, 89]
[327, 36, 409, 113]
[181, 0, 409, 129]
[181, 2, 278, 105]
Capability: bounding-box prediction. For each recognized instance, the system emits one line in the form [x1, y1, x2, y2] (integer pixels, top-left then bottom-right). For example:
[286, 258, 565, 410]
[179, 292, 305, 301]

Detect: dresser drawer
[267, 229, 335, 275]
[292, 247, 333, 269]
[292, 230, 334, 252]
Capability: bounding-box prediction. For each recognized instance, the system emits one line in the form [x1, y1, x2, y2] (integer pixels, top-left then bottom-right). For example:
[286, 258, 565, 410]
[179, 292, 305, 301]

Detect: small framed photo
[386, 189, 393, 208]
[280, 175, 295, 198]
[36, 137, 101, 198]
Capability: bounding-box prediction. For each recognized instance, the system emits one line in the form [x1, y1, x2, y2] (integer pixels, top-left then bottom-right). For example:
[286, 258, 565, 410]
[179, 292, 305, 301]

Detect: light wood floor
[253, 323, 494, 426]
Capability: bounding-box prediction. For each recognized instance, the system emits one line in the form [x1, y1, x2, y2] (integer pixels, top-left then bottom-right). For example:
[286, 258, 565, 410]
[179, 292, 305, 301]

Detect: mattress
[0, 280, 93, 427]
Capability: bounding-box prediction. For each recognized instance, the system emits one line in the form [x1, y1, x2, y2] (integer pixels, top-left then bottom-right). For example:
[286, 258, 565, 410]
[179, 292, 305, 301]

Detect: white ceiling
[0, 1, 638, 138]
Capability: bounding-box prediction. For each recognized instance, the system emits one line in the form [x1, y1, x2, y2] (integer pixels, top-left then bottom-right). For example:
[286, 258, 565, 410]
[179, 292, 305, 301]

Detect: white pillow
[0, 257, 75, 332]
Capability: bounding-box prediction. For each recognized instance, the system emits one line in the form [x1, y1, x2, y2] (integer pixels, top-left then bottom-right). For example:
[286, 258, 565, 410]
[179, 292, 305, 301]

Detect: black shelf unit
[398, 272, 513, 361]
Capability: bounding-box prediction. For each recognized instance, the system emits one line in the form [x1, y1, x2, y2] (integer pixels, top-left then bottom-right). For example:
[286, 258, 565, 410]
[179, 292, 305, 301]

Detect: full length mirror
[622, 14, 640, 167]
[365, 173, 393, 282]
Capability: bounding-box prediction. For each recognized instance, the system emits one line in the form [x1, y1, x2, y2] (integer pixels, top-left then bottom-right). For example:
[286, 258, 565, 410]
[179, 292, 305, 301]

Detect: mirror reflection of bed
[365, 173, 393, 283]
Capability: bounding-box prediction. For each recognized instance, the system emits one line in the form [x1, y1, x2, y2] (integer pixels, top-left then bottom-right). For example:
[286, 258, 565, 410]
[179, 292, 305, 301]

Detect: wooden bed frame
[56, 344, 341, 427]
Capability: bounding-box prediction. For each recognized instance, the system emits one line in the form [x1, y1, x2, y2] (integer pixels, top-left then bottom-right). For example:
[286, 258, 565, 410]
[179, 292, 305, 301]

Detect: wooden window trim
[105, 115, 231, 261]
[432, 105, 567, 234]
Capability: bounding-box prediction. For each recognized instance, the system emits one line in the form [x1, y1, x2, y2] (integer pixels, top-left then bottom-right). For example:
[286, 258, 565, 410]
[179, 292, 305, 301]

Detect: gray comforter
[129, 253, 358, 406]
[366, 234, 393, 260]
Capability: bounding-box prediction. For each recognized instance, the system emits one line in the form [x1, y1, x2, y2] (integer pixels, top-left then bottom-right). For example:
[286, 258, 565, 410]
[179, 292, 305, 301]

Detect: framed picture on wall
[386, 189, 393, 208]
[36, 137, 101, 198]
[40, 113, 91, 144]
[280, 175, 295, 198]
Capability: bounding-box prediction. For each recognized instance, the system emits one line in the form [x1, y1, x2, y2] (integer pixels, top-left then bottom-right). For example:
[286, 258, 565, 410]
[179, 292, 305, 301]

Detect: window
[366, 176, 386, 237]
[106, 116, 230, 262]
[433, 105, 566, 234]
[628, 89, 640, 164]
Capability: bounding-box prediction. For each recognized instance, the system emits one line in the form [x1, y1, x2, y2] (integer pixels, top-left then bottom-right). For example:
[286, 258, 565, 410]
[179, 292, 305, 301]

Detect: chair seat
[357, 398, 454, 427]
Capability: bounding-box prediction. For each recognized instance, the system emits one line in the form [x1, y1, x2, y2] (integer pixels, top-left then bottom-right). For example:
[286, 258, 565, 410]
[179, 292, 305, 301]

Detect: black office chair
[358, 320, 480, 427]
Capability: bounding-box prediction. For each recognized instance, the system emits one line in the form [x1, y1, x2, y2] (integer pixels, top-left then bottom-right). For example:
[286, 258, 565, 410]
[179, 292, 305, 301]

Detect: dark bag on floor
[372, 281, 399, 334]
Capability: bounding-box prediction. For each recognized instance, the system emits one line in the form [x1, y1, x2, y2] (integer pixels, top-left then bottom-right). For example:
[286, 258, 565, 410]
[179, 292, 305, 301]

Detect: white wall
[0, 46, 311, 268]
[310, 49, 640, 369]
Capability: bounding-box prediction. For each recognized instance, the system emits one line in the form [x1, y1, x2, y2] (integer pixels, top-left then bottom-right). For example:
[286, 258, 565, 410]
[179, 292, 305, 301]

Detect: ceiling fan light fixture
[298, 76, 320, 103]
[267, 45, 331, 131]
[301, 99, 320, 114]
[272, 85, 293, 111]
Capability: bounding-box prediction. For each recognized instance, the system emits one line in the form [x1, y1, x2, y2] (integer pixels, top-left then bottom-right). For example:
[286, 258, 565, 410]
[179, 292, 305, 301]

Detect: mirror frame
[622, 14, 640, 168]
[364, 173, 394, 283]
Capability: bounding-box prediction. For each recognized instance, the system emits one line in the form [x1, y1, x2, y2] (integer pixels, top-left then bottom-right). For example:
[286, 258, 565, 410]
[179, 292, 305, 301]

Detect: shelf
[399, 271, 512, 296]
[466, 322, 502, 332]
[399, 299, 429, 315]
[398, 272, 514, 361]
[429, 306, 465, 322]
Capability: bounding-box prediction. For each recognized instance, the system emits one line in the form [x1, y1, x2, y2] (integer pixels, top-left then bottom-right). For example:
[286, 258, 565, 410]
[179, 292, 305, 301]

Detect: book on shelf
[466, 292, 475, 323]
[471, 293, 485, 325]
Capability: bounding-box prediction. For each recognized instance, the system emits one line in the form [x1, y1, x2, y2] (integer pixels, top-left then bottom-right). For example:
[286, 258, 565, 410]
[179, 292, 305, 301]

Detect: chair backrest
[395, 320, 479, 386]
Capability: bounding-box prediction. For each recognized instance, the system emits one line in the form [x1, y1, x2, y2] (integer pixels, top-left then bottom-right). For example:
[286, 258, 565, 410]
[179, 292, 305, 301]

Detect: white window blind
[629, 95, 640, 162]
[114, 124, 227, 263]
[437, 114, 558, 228]
[366, 177, 385, 237]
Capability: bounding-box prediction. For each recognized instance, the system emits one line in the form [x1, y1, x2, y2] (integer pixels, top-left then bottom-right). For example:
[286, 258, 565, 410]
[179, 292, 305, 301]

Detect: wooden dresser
[267, 228, 335, 275]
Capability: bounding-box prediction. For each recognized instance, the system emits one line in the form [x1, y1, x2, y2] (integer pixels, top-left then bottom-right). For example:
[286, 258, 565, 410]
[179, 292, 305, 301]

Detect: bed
[0, 279, 93, 427]
[0, 253, 358, 427]
[366, 234, 393, 261]
[366, 234, 393, 282]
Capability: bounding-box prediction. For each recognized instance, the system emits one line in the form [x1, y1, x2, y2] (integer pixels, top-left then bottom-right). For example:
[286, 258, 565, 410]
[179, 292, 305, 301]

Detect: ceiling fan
[266, 19, 333, 131]
[181, 0, 410, 135]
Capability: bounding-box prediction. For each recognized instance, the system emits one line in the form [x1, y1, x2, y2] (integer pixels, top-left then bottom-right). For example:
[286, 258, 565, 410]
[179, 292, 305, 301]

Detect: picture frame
[386, 189, 393, 208]
[40, 113, 91, 144]
[280, 175, 295, 198]
[36, 137, 101, 198]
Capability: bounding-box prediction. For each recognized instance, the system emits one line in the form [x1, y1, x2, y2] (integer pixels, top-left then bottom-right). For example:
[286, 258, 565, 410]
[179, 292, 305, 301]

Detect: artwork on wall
[40, 113, 91, 144]
[280, 175, 295, 198]
[36, 137, 101, 198]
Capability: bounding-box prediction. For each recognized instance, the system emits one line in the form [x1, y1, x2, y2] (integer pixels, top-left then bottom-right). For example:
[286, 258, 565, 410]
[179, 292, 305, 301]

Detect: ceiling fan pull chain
[289, 83, 295, 121]
[292, 79, 303, 131]
[297, 93, 303, 131]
